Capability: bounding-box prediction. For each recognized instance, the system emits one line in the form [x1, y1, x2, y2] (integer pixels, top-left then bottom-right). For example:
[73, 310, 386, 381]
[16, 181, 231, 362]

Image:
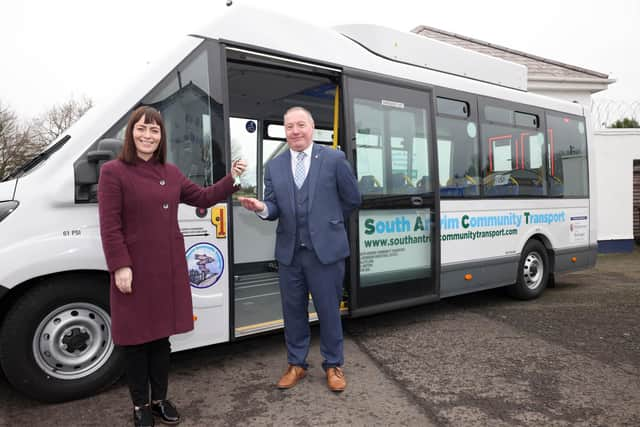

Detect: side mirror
[87, 150, 115, 163]
[75, 140, 122, 203]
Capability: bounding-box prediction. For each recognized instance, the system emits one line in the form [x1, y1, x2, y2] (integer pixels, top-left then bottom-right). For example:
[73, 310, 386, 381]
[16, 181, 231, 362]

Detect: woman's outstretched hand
[231, 159, 247, 178]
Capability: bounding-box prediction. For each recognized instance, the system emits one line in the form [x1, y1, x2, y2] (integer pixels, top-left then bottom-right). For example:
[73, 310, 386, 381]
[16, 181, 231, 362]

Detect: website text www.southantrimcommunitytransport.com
[362, 228, 518, 248]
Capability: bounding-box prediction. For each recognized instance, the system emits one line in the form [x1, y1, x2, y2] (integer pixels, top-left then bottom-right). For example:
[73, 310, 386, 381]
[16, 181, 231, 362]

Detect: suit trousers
[121, 337, 171, 406]
[279, 246, 345, 370]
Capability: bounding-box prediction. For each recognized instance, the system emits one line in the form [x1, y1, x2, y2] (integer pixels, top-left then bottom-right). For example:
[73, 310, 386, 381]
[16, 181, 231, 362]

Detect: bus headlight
[0, 200, 19, 223]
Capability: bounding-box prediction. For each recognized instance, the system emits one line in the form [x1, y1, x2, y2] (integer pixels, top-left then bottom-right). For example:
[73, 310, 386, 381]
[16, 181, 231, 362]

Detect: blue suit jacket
[263, 144, 361, 265]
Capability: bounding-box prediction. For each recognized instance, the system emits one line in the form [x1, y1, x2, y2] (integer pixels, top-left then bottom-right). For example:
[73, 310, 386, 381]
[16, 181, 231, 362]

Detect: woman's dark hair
[119, 106, 167, 164]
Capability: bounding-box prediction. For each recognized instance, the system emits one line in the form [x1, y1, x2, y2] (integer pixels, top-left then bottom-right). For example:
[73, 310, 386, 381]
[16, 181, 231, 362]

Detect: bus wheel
[508, 240, 549, 300]
[0, 275, 124, 402]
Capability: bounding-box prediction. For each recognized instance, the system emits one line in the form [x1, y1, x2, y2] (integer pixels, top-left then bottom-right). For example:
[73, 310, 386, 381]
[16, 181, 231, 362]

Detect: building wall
[592, 129, 640, 252]
[531, 90, 592, 108]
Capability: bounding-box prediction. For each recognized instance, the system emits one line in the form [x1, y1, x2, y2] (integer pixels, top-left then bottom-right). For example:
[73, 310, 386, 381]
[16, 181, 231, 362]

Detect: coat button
[162, 203, 169, 209]
[159, 179, 166, 186]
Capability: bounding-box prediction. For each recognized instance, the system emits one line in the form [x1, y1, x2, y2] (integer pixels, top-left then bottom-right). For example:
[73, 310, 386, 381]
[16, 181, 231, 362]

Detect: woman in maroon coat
[98, 106, 245, 427]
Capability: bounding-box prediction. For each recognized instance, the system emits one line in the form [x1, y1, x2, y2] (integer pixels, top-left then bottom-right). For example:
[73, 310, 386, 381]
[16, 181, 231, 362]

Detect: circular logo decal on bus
[245, 120, 257, 133]
[186, 243, 224, 289]
[467, 122, 477, 138]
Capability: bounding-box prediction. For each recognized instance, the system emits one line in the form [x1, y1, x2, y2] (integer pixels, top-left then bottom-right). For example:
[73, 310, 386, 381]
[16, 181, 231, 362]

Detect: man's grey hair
[284, 106, 315, 127]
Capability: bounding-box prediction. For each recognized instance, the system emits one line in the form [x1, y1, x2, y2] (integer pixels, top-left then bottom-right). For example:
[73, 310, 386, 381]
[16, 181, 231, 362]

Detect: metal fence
[590, 99, 640, 129]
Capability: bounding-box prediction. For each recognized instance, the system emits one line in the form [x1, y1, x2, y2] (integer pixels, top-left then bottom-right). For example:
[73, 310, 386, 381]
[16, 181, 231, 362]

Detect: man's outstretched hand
[238, 197, 266, 212]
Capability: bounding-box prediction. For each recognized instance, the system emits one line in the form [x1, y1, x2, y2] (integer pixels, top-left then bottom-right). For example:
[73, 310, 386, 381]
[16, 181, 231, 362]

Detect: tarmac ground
[1, 248, 639, 426]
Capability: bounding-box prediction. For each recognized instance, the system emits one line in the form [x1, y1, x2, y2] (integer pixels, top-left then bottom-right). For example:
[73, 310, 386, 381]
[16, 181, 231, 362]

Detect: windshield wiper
[2, 135, 71, 181]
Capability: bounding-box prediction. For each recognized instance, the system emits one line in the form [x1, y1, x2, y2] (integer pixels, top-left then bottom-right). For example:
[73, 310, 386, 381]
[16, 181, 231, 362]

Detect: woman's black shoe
[133, 405, 154, 427]
[151, 400, 181, 425]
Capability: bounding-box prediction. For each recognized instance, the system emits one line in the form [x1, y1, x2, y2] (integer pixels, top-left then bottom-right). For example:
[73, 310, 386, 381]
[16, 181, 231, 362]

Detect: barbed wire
[590, 99, 640, 129]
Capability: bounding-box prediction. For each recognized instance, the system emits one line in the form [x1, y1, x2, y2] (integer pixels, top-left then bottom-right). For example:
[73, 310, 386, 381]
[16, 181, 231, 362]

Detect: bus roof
[192, 5, 582, 116]
[335, 24, 527, 91]
[48, 5, 587, 170]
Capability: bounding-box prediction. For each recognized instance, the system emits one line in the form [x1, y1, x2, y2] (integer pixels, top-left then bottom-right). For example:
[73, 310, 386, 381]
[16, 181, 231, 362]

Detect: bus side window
[356, 132, 385, 195]
[481, 105, 547, 197]
[353, 94, 430, 197]
[94, 48, 219, 188]
[546, 114, 588, 198]
[153, 50, 215, 187]
[436, 116, 480, 198]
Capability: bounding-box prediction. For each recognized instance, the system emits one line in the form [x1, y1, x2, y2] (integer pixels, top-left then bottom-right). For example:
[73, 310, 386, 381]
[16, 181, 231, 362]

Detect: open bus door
[343, 74, 441, 316]
[224, 47, 343, 337]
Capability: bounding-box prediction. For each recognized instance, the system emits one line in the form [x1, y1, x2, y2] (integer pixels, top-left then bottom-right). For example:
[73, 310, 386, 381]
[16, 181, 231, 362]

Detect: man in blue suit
[239, 106, 361, 392]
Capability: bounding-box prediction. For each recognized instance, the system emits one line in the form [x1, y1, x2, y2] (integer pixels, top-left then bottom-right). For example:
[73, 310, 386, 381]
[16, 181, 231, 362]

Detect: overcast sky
[2, 0, 638, 119]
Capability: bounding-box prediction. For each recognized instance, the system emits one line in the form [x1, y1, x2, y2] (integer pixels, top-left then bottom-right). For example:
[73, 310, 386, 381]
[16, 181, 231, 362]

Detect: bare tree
[0, 103, 43, 180]
[0, 96, 93, 180]
[30, 96, 93, 146]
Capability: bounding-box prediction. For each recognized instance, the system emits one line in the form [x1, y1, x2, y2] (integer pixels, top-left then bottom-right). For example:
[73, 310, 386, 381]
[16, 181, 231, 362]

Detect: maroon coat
[98, 158, 236, 345]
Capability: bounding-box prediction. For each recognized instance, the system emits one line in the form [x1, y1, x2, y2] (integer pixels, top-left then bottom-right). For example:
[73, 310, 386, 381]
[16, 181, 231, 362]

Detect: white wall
[532, 90, 592, 108]
[592, 129, 640, 241]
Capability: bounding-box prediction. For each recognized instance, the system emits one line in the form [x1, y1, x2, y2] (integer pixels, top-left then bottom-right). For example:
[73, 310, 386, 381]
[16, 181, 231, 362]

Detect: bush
[609, 117, 640, 128]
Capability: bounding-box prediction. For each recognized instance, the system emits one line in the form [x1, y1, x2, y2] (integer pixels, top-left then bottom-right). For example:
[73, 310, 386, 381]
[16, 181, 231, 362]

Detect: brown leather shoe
[277, 365, 306, 389]
[326, 367, 346, 392]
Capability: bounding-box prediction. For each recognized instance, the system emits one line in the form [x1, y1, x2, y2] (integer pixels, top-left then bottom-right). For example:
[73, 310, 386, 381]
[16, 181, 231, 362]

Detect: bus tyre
[508, 240, 550, 300]
[0, 276, 124, 402]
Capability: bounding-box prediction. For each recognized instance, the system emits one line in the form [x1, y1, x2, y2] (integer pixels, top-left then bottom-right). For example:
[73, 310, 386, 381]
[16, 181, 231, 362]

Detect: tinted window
[437, 97, 469, 118]
[354, 94, 431, 196]
[229, 117, 259, 199]
[484, 105, 513, 125]
[436, 116, 479, 197]
[481, 122, 547, 197]
[266, 124, 334, 143]
[547, 114, 588, 197]
[99, 46, 223, 187]
[515, 112, 539, 128]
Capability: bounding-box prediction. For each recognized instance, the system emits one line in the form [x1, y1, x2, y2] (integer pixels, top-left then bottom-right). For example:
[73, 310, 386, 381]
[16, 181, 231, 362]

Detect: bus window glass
[356, 148, 384, 191]
[481, 122, 548, 197]
[391, 136, 409, 183]
[354, 99, 430, 195]
[515, 112, 538, 128]
[528, 133, 545, 169]
[412, 137, 429, 189]
[436, 116, 480, 197]
[146, 50, 216, 186]
[313, 128, 335, 143]
[355, 103, 384, 193]
[492, 140, 512, 171]
[437, 97, 468, 118]
[100, 48, 221, 187]
[267, 124, 286, 139]
[356, 134, 384, 192]
[266, 123, 334, 143]
[437, 139, 452, 185]
[485, 105, 513, 125]
[547, 114, 589, 197]
[230, 118, 258, 199]
[262, 139, 288, 195]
